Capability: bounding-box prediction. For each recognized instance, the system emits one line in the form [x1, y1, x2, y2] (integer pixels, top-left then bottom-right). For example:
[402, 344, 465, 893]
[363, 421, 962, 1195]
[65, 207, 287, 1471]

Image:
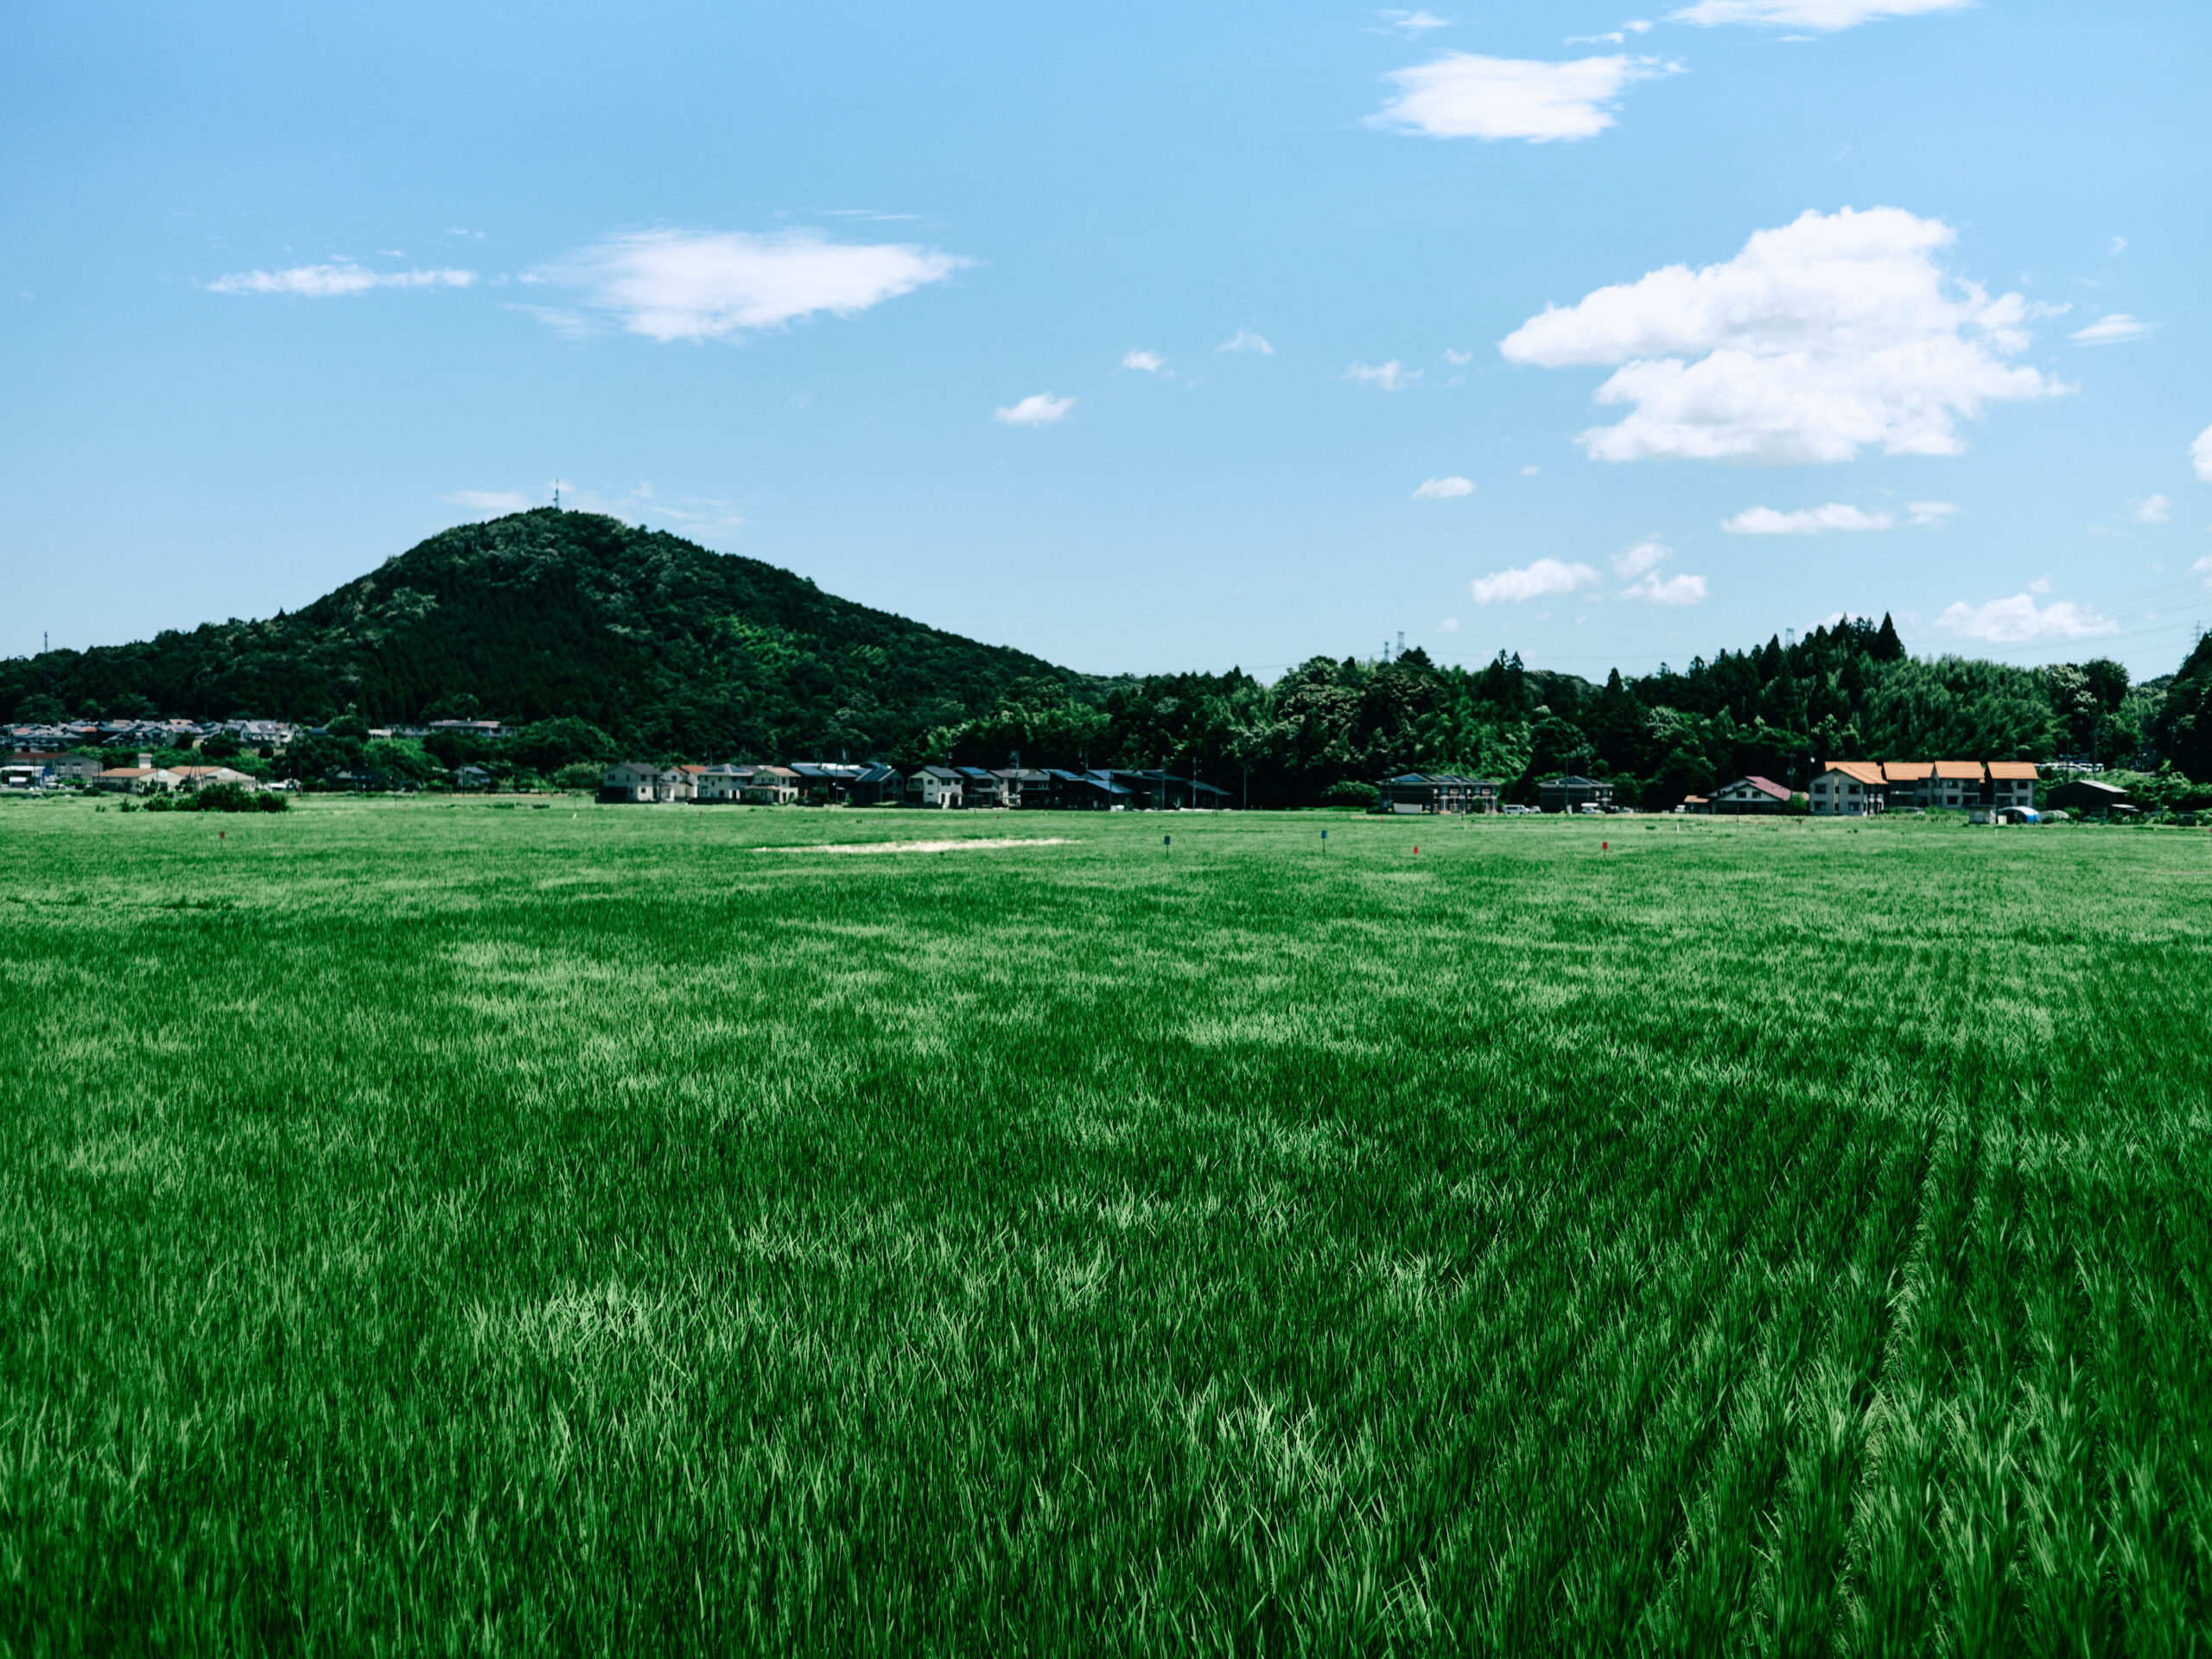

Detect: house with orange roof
[1880, 760, 1934, 807]
[1985, 760, 2037, 813]
[1929, 761, 1985, 811]
[1810, 761, 1887, 817]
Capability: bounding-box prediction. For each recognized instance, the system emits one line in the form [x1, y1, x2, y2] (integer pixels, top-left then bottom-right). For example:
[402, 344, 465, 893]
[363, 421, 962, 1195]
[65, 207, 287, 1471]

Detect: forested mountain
[3, 510, 2193, 807]
[1, 511, 1090, 760]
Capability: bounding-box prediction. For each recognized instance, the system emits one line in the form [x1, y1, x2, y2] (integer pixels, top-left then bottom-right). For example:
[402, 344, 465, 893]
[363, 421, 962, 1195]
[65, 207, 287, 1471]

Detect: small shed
[2045, 777, 2129, 817]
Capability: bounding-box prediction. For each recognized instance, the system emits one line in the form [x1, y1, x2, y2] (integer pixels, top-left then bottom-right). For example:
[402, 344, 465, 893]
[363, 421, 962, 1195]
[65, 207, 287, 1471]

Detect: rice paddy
[3, 797, 2210, 1655]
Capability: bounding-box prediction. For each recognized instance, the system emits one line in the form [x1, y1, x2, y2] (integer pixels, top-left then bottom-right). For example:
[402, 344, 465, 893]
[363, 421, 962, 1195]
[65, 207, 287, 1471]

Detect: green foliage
[4, 802, 2211, 1649]
[1319, 779, 1380, 809]
[554, 762, 605, 791]
[174, 781, 288, 813]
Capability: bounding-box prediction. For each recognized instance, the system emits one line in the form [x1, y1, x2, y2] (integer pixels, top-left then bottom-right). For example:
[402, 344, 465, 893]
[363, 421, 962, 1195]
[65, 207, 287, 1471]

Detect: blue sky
[5, 0, 2209, 680]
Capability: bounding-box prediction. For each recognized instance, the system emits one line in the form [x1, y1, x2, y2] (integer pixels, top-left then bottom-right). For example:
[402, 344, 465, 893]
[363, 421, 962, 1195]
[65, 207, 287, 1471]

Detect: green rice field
[4, 797, 2211, 1655]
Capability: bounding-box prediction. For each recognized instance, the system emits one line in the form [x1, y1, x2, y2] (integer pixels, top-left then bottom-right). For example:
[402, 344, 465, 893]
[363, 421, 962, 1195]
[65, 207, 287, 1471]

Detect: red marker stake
[1602, 841, 1608, 851]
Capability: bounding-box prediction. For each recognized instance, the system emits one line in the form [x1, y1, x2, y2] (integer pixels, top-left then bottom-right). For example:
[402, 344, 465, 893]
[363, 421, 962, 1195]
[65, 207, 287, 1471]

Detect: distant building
[1046, 769, 1130, 810]
[1986, 761, 2037, 812]
[848, 765, 904, 806]
[1929, 761, 1985, 811]
[600, 761, 689, 803]
[906, 766, 964, 808]
[1378, 773, 1499, 815]
[1710, 776, 1791, 815]
[695, 764, 755, 802]
[454, 765, 493, 791]
[788, 762, 866, 805]
[6, 750, 105, 782]
[2046, 777, 2130, 817]
[957, 766, 1007, 807]
[1881, 761, 1935, 807]
[168, 765, 259, 791]
[1809, 762, 1885, 817]
[93, 757, 181, 794]
[740, 766, 800, 805]
[990, 767, 1053, 808]
[1538, 774, 1614, 814]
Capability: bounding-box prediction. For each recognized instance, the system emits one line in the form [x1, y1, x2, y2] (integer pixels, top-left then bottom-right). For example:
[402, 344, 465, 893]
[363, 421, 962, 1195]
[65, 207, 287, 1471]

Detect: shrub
[1321, 780, 1381, 810]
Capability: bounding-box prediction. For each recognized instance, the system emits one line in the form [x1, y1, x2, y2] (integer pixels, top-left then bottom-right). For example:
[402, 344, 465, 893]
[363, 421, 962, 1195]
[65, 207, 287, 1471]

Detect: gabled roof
[1818, 761, 1886, 786]
[1932, 760, 1984, 780]
[1882, 761, 1934, 782]
[677, 765, 707, 775]
[1721, 775, 1790, 801]
[2054, 777, 2128, 798]
[1542, 774, 1610, 788]
[855, 764, 901, 782]
[914, 765, 962, 780]
[1986, 761, 2038, 780]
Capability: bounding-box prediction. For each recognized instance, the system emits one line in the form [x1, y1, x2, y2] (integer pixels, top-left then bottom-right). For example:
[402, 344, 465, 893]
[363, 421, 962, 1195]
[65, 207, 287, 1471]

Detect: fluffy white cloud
[540, 230, 963, 342]
[2193, 423, 2212, 483]
[1721, 503, 1896, 534]
[1468, 558, 1600, 603]
[1412, 475, 1476, 499]
[1122, 349, 1166, 372]
[1909, 501, 1958, 524]
[1669, 0, 1968, 26]
[1936, 594, 2118, 644]
[2133, 493, 2172, 524]
[1348, 359, 1417, 391]
[1217, 329, 1274, 355]
[994, 393, 1075, 426]
[1621, 569, 1709, 604]
[1379, 9, 1452, 34]
[209, 264, 476, 296]
[1500, 207, 2057, 464]
[1369, 53, 1669, 143]
[1439, 616, 1462, 632]
[1611, 539, 1671, 577]
[2069, 314, 2157, 346]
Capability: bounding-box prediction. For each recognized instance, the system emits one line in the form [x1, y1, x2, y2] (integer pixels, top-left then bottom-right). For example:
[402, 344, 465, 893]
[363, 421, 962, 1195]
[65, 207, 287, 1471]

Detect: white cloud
[538, 229, 963, 342]
[1520, 463, 1541, 476]
[1439, 616, 1462, 632]
[2109, 236, 2127, 257]
[2133, 493, 2172, 524]
[1412, 475, 1476, 499]
[1217, 329, 1274, 355]
[2193, 423, 2212, 483]
[1936, 593, 2118, 644]
[1908, 500, 1958, 524]
[442, 489, 537, 514]
[1347, 359, 1417, 391]
[2069, 313, 2157, 346]
[1611, 539, 1672, 577]
[994, 392, 1075, 426]
[1721, 502, 1896, 534]
[1500, 207, 2059, 464]
[2028, 577, 2051, 594]
[1443, 347, 1472, 365]
[1669, 0, 1969, 28]
[1121, 349, 1166, 372]
[1621, 569, 1709, 604]
[2194, 555, 2212, 586]
[1469, 558, 1600, 603]
[1369, 53, 1670, 143]
[209, 263, 476, 296]
[1379, 9, 1452, 34]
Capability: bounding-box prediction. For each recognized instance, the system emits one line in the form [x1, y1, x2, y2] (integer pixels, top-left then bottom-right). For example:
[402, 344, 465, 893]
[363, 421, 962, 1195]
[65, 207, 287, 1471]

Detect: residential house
[1046, 769, 1130, 810]
[906, 766, 964, 808]
[788, 762, 866, 805]
[1986, 761, 2037, 812]
[600, 760, 689, 803]
[1710, 776, 1791, 815]
[1809, 761, 1885, 817]
[1881, 761, 1935, 807]
[1929, 761, 1985, 811]
[695, 764, 756, 802]
[93, 754, 181, 794]
[989, 767, 1053, 808]
[1538, 774, 1615, 814]
[454, 765, 493, 791]
[740, 766, 800, 805]
[957, 766, 1007, 807]
[848, 765, 905, 806]
[168, 766, 259, 791]
[1, 762, 48, 790]
[1378, 773, 1500, 815]
[6, 750, 105, 783]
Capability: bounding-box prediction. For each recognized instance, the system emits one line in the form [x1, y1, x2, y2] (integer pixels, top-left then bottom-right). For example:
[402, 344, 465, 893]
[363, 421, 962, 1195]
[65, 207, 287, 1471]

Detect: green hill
[1, 511, 1093, 758]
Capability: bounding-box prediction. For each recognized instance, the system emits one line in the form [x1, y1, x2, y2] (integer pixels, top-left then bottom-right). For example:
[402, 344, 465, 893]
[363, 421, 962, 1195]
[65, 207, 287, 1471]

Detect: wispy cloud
[1347, 359, 1417, 391]
[1909, 501, 1959, 525]
[1721, 503, 1896, 534]
[1611, 540, 1671, 577]
[2069, 313, 2157, 346]
[209, 263, 476, 296]
[1370, 52, 1673, 143]
[1610, 540, 1708, 602]
[1468, 558, 1599, 603]
[1669, 0, 1970, 29]
[1439, 616, 1462, 632]
[1216, 328, 1274, 355]
[1412, 475, 1475, 499]
[1936, 593, 2117, 644]
[2195, 423, 2212, 483]
[1377, 9, 1452, 34]
[1121, 349, 1166, 372]
[994, 392, 1075, 426]
[537, 229, 964, 342]
[2133, 493, 2172, 524]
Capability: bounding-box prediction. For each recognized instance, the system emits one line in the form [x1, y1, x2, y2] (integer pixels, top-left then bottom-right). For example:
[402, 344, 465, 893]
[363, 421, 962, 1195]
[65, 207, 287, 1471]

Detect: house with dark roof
[848, 764, 904, 806]
[957, 766, 1007, 807]
[1046, 769, 1130, 810]
[990, 767, 1053, 808]
[1538, 774, 1614, 814]
[1378, 773, 1499, 815]
[2046, 776, 2130, 817]
[906, 766, 964, 808]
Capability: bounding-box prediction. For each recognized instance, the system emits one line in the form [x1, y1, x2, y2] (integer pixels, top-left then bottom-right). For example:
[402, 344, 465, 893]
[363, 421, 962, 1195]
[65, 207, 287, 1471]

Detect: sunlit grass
[3, 798, 2209, 1653]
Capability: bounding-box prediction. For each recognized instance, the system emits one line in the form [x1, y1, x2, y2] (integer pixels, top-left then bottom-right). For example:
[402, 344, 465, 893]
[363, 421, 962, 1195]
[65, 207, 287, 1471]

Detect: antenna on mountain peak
[553, 485, 561, 511]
